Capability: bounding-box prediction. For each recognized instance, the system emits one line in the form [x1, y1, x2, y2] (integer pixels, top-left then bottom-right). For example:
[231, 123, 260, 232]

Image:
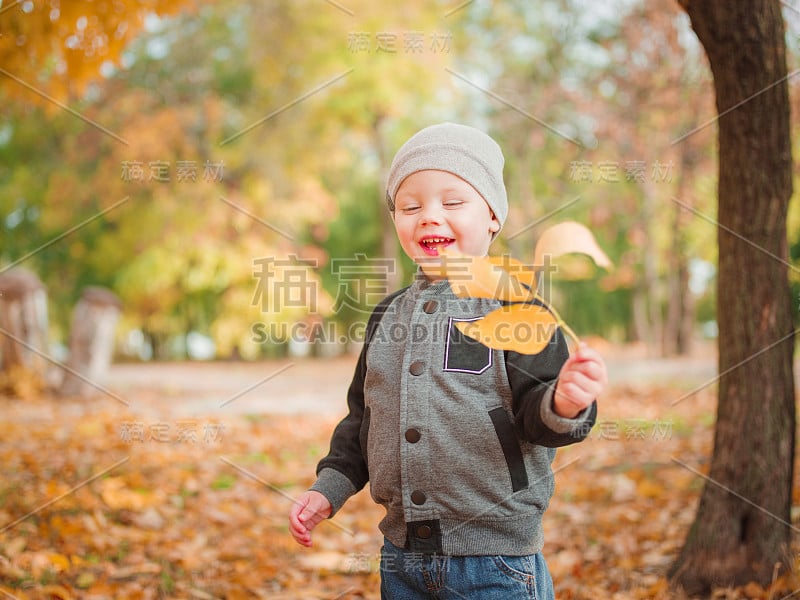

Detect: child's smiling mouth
[419, 236, 455, 256]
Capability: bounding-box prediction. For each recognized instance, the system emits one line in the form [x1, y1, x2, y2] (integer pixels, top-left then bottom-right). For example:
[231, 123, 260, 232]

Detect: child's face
[393, 170, 500, 270]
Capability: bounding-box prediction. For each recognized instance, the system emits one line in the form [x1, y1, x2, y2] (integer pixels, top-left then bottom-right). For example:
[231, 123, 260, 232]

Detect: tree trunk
[633, 178, 662, 356]
[670, 0, 795, 593]
[663, 130, 697, 356]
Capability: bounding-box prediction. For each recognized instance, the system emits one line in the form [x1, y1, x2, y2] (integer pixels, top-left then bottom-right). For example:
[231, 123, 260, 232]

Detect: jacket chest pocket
[443, 317, 493, 375]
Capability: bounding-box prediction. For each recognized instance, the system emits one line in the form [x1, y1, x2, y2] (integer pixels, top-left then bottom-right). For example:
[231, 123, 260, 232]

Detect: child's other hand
[289, 490, 332, 547]
[553, 343, 607, 419]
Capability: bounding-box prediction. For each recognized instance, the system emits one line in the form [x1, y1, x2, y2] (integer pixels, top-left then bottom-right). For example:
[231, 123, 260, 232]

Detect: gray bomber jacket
[311, 274, 597, 556]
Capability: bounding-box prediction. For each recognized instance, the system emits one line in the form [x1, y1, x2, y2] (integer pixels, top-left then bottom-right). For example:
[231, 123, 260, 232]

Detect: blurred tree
[234, 0, 460, 292]
[479, 0, 717, 351]
[5, 0, 460, 357]
[452, 0, 719, 346]
[4, 0, 758, 361]
[0, 1, 324, 358]
[594, 0, 716, 355]
[669, 0, 795, 592]
[446, 1, 625, 341]
[76, 3, 341, 359]
[0, 0, 197, 101]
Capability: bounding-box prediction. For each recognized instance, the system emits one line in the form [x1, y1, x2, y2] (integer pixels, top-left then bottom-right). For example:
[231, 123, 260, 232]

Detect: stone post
[0, 268, 49, 376]
[60, 287, 122, 397]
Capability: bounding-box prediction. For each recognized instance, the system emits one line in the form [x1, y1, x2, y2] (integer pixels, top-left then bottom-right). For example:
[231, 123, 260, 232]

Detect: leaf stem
[557, 319, 582, 348]
[533, 292, 581, 348]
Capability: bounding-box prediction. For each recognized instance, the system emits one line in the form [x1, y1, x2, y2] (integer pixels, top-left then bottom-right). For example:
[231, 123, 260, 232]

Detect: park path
[100, 346, 718, 418]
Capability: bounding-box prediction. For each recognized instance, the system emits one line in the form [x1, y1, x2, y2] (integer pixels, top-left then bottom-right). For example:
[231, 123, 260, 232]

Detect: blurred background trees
[0, 0, 798, 360]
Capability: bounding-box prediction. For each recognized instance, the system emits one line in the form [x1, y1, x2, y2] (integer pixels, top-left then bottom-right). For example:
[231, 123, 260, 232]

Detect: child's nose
[419, 203, 443, 225]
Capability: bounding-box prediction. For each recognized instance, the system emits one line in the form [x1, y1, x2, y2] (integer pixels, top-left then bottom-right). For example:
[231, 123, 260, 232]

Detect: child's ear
[489, 211, 500, 234]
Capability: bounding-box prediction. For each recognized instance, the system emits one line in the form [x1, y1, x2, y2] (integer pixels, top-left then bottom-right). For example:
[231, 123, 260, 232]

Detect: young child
[289, 122, 607, 599]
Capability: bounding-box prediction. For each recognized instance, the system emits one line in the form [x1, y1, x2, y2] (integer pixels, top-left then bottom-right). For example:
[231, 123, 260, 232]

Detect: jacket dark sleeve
[310, 341, 370, 511]
[506, 325, 597, 448]
[309, 289, 404, 514]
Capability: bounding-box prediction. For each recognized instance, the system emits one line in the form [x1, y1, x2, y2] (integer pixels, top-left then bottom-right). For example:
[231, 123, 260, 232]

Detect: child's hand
[289, 490, 332, 547]
[553, 343, 607, 419]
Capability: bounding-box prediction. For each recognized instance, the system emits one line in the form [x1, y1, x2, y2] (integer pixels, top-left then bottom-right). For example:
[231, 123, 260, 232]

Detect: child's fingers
[560, 370, 594, 393]
[570, 358, 605, 382]
[563, 348, 607, 386]
[299, 496, 332, 529]
[562, 358, 598, 384]
[572, 345, 603, 364]
[557, 352, 607, 412]
[289, 518, 312, 546]
[289, 495, 309, 524]
[289, 514, 309, 540]
[289, 507, 308, 534]
[557, 376, 596, 406]
[299, 502, 320, 523]
[289, 522, 310, 544]
[288, 491, 332, 548]
[289, 495, 316, 546]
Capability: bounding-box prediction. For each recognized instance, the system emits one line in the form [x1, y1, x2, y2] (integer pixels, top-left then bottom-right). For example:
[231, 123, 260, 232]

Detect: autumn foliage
[0, 0, 198, 101]
[1, 358, 799, 599]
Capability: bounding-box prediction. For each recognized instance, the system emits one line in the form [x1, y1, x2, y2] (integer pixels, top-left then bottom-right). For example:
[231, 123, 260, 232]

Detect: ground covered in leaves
[1, 352, 799, 599]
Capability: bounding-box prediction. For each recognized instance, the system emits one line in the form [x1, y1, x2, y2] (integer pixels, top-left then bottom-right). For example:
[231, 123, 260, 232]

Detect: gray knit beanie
[385, 122, 508, 235]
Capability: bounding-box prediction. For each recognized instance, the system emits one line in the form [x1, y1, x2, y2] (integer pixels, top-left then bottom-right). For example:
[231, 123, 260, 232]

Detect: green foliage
[3, 0, 797, 358]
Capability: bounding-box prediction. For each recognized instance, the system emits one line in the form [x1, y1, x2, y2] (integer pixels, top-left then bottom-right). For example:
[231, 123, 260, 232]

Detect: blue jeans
[380, 538, 555, 600]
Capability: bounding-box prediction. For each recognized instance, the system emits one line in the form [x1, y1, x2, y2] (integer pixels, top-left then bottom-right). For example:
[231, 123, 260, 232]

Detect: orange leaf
[421, 251, 532, 302]
[0, 587, 29, 600]
[533, 221, 613, 274]
[487, 255, 539, 290]
[47, 552, 71, 572]
[37, 585, 73, 600]
[455, 303, 558, 354]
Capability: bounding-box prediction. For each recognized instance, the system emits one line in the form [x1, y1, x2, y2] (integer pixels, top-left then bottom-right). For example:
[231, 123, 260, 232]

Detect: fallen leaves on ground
[0, 360, 798, 599]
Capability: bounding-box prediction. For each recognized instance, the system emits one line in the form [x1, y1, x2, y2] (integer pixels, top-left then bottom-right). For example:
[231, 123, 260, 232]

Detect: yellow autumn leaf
[488, 255, 539, 290]
[546, 254, 598, 280]
[455, 303, 558, 354]
[99, 477, 158, 510]
[47, 552, 71, 572]
[636, 478, 665, 499]
[533, 221, 613, 273]
[0, 587, 28, 600]
[37, 585, 73, 600]
[4, 537, 27, 558]
[421, 250, 532, 302]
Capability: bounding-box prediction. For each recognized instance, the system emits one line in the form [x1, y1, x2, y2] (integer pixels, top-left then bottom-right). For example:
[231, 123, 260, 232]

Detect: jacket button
[411, 490, 427, 505]
[405, 428, 421, 443]
[409, 361, 425, 376]
[423, 300, 438, 314]
[416, 525, 432, 539]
